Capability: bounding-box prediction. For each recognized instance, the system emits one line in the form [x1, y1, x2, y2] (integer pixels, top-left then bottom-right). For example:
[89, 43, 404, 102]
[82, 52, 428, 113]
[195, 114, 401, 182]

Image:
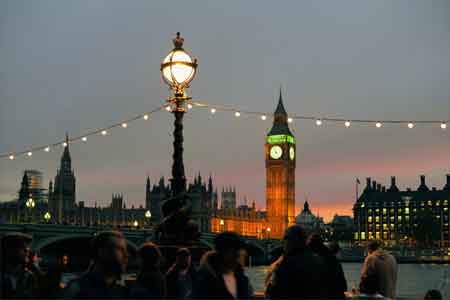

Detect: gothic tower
[265, 90, 296, 238]
[52, 134, 76, 222]
[18, 172, 30, 206]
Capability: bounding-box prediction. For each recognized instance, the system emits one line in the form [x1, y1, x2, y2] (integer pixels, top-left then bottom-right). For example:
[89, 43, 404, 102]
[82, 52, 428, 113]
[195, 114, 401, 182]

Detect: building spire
[268, 88, 293, 136]
[275, 87, 287, 115]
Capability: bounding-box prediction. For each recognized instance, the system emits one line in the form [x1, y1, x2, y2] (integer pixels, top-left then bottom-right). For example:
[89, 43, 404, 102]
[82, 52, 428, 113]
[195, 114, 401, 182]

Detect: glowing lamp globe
[161, 32, 198, 92]
[145, 210, 152, 219]
[44, 212, 51, 221]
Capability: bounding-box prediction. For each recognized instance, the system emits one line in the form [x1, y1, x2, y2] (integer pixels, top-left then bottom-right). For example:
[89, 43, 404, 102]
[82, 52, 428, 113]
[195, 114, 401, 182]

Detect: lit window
[361, 202, 365, 208]
[375, 232, 380, 239]
[405, 216, 410, 222]
[376, 209, 380, 213]
[383, 232, 388, 240]
[390, 224, 395, 229]
[390, 216, 395, 222]
[368, 216, 373, 222]
[361, 232, 366, 240]
[398, 209, 402, 213]
[368, 209, 372, 214]
[428, 200, 432, 206]
[390, 209, 395, 214]
[354, 232, 359, 240]
[444, 200, 448, 206]
[375, 216, 380, 223]
[444, 208, 448, 212]
[398, 216, 402, 222]
[383, 224, 387, 229]
[421, 202, 425, 207]
[436, 200, 440, 206]
[383, 208, 387, 215]
[405, 208, 410, 214]
[413, 208, 417, 213]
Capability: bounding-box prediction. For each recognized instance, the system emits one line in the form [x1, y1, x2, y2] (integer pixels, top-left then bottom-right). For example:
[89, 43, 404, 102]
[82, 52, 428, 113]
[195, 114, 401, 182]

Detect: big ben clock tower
[265, 90, 296, 239]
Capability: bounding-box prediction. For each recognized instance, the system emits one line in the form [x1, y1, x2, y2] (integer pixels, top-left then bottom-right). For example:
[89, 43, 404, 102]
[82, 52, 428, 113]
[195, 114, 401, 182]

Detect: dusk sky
[1, 0, 449, 221]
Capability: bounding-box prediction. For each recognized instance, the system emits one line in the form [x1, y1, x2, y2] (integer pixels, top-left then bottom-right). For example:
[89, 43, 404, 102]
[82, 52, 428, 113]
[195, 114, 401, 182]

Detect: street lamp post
[44, 211, 51, 224]
[161, 32, 198, 196]
[25, 196, 35, 223]
[145, 210, 152, 227]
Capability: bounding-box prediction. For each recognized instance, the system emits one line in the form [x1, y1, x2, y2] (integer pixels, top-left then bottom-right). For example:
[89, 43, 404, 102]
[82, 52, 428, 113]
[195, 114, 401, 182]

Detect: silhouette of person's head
[139, 242, 162, 270]
[367, 240, 381, 254]
[283, 225, 307, 256]
[2, 232, 32, 267]
[214, 231, 245, 272]
[175, 248, 191, 270]
[91, 231, 128, 276]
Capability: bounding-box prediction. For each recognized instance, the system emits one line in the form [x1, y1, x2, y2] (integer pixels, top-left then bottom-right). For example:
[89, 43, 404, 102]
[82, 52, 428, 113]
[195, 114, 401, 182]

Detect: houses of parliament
[0, 93, 298, 239]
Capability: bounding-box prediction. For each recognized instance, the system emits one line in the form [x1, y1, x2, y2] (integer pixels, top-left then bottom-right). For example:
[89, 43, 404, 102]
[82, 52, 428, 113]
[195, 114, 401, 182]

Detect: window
[428, 200, 433, 206]
[375, 232, 380, 239]
[368, 209, 372, 214]
[398, 216, 402, 222]
[361, 202, 365, 208]
[405, 207, 410, 214]
[444, 200, 448, 206]
[383, 208, 387, 215]
[390, 209, 395, 214]
[368, 216, 373, 222]
[413, 208, 417, 213]
[361, 232, 366, 240]
[398, 208, 402, 213]
[383, 232, 388, 240]
[436, 200, 440, 206]
[375, 216, 380, 223]
[383, 224, 387, 230]
[390, 216, 395, 222]
[444, 207, 448, 212]
[376, 208, 380, 213]
[405, 216, 410, 222]
[354, 232, 359, 240]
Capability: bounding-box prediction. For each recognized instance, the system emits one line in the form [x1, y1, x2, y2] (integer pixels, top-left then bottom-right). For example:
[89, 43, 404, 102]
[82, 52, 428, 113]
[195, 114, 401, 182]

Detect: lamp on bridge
[25, 195, 35, 223]
[145, 210, 152, 227]
[266, 227, 271, 239]
[133, 220, 139, 229]
[44, 211, 51, 223]
[158, 32, 200, 242]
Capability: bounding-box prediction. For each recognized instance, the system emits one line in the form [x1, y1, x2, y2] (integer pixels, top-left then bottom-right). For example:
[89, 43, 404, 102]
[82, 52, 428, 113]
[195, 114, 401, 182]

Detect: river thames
[246, 263, 450, 299]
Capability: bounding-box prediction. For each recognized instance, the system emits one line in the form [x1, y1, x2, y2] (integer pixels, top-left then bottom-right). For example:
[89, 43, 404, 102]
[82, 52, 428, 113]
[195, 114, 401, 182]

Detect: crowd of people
[0, 225, 444, 299]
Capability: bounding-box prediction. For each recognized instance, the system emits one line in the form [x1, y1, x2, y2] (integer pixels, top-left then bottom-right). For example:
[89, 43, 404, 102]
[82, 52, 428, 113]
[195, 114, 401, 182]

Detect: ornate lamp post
[44, 211, 51, 223]
[25, 195, 35, 223]
[161, 32, 198, 196]
[145, 210, 152, 227]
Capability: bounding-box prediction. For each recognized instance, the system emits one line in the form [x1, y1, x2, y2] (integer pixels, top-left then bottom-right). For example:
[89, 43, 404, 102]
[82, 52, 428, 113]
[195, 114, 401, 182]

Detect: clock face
[270, 145, 283, 159]
[289, 146, 295, 160]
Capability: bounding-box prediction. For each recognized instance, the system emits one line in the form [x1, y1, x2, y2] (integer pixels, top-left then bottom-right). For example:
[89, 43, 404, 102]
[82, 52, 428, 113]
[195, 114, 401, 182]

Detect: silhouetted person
[129, 242, 165, 298]
[424, 289, 442, 300]
[307, 233, 347, 299]
[1, 233, 38, 298]
[266, 226, 327, 299]
[165, 248, 195, 299]
[191, 231, 251, 299]
[64, 231, 129, 298]
[360, 240, 398, 299]
[41, 253, 69, 298]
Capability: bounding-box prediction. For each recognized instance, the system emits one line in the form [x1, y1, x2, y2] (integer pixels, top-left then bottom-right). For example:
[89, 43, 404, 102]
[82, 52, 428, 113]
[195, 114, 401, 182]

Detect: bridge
[0, 223, 282, 266]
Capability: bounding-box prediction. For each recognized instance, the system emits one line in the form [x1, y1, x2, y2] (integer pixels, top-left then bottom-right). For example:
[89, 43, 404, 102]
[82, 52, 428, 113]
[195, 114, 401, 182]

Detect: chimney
[377, 184, 381, 192]
[445, 174, 450, 190]
[420, 175, 426, 186]
[382, 186, 386, 192]
[391, 176, 396, 187]
[372, 181, 377, 190]
[366, 178, 372, 190]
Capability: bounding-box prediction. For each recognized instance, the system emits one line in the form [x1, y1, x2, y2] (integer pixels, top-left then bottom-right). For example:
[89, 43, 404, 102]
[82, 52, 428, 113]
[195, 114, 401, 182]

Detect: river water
[246, 263, 450, 299]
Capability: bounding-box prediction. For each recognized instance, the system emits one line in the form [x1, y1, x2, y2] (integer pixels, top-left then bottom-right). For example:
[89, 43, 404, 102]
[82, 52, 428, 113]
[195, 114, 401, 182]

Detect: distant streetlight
[133, 220, 139, 228]
[26, 197, 35, 208]
[219, 219, 225, 232]
[266, 227, 271, 239]
[44, 211, 51, 223]
[161, 32, 198, 197]
[145, 210, 152, 227]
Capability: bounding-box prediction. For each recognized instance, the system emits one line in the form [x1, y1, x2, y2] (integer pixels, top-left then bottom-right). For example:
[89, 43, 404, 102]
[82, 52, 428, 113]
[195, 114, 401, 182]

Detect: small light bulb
[165, 106, 172, 112]
[441, 123, 447, 129]
[316, 119, 322, 126]
[82, 136, 88, 142]
[101, 130, 107, 136]
[187, 103, 193, 110]
[44, 146, 50, 152]
[261, 115, 267, 121]
[9, 155, 14, 160]
[288, 117, 293, 123]
[143, 114, 149, 120]
[376, 122, 382, 128]
[121, 123, 128, 128]
[345, 121, 351, 127]
[210, 108, 216, 114]
[407, 123, 414, 129]
[27, 151, 32, 157]
[63, 142, 68, 147]
[235, 111, 241, 117]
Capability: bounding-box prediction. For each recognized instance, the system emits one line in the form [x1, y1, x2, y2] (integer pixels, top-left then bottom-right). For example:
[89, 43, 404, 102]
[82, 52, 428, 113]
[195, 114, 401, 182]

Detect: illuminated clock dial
[270, 145, 283, 159]
[289, 146, 295, 160]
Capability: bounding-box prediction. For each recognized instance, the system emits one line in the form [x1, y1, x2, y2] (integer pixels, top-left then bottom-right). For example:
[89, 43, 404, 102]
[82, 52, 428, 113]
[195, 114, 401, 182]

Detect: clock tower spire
[265, 90, 296, 239]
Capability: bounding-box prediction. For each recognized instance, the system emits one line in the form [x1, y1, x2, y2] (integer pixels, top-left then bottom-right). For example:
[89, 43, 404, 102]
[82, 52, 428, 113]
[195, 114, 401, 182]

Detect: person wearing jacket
[266, 225, 328, 299]
[191, 231, 251, 299]
[360, 240, 398, 299]
[165, 248, 195, 299]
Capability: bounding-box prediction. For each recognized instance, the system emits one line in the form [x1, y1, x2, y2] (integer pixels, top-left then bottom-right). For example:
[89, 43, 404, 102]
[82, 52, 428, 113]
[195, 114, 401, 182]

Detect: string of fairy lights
[1, 100, 449, 161]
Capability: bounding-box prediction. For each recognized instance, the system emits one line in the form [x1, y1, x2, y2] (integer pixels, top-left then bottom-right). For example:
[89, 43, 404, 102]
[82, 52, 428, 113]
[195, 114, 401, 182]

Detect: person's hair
[139, 242, 162, 268]
[329, 242, 340, 256]
[176, 247, 191, 258]
[214, 231, 245, 253]
[283, 225, 307, 255]
[367, 240, 381, 252]
[424, 289, 442, 300]
[307, 233, 329, 256]
[91, 231, 124, 259]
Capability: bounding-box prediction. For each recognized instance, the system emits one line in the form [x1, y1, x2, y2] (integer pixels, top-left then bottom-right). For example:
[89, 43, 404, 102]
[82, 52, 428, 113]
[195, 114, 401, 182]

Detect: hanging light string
[2, 105, 166, 160]
[191, 100, 449, 128]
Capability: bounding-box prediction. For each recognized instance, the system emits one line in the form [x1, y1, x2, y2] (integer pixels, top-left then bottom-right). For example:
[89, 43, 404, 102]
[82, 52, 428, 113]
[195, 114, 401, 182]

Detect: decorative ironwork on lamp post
[161, 32, 198, 196]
